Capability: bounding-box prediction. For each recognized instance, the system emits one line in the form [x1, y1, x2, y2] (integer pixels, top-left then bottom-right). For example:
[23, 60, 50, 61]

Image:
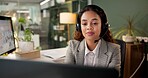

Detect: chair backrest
[115, 39, 126, 78]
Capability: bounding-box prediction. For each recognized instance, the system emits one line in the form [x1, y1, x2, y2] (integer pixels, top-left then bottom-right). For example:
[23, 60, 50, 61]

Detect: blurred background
[0, 0, 147, 50]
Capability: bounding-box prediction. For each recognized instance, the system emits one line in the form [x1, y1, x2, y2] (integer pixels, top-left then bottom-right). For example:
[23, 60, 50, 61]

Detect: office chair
[115, 39, 126, 78]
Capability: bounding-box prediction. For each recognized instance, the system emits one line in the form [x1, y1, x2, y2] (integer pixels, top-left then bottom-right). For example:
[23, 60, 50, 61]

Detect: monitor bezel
[0, 16, 16, 55]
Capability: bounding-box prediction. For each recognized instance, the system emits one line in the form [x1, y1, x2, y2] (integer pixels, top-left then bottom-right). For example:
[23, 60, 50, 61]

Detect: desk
[123, 43, 144, 78]
[0, 47, 67, 63]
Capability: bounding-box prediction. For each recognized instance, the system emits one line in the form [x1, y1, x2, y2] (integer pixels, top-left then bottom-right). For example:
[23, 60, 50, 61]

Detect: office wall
[92, 0, 148, 36]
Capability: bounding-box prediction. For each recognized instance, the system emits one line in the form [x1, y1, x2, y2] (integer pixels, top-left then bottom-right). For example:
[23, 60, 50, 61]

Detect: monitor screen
[0, 16, 16, 55]
[0, 58, 119, 78]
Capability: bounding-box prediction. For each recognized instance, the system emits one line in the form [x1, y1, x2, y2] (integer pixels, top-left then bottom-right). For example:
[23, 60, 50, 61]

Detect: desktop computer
[0, 58, 119, 78]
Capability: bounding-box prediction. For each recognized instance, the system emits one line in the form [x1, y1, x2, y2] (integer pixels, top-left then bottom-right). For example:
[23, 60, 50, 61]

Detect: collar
[84, 39, 101, 56]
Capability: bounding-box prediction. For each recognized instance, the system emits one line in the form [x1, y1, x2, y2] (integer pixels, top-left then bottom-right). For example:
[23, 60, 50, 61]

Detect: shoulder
[107, 41, 120, 50]
[108, 42, 120, 47]
[68, 40, 81, 49]
[68, 39, 85, 51]
[102, 39, 120, 49]
[69, 40, 80, 46]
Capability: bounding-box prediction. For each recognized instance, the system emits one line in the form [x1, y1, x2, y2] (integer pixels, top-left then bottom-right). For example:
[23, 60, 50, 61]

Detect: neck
[86, 40, 98, 51]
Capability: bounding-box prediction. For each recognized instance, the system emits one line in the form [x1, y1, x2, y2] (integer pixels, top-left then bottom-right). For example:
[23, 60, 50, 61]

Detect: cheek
[81, 27, 86, 36]
[95, 26, 101, 35]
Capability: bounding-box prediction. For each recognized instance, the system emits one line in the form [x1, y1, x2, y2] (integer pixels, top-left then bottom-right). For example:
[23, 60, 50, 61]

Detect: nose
[86, 24, 93, 30]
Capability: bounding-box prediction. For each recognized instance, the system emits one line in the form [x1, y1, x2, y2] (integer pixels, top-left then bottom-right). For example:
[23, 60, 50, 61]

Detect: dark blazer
[65, 39, 121, 73]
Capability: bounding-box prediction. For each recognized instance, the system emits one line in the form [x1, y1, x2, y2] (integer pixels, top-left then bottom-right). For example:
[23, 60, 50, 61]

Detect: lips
[86, 32, 94, 36]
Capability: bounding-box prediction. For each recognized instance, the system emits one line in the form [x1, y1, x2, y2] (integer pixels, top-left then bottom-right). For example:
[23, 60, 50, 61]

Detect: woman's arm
[64, 41, 75, 64]
[109, 45, 121, 74]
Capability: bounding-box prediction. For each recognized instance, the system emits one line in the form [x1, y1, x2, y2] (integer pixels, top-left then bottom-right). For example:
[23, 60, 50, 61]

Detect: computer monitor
[0, 58, 119, 78]
[0, 16, 16, 55]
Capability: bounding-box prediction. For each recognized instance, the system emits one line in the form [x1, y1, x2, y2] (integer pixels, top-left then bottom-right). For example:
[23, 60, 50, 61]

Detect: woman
[65, 5, 121, 73]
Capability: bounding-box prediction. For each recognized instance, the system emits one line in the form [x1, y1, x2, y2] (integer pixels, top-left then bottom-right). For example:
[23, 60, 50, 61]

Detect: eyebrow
[91, 18, 98, 21]
[81, 18, 98, 22]
[81, 19, 87, 22]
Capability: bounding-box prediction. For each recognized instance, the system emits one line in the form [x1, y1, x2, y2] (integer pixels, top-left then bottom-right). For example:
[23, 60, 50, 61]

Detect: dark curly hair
[74, 5, 114, 43]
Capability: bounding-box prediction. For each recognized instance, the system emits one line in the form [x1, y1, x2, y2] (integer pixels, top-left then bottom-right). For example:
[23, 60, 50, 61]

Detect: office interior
[0, 0, 148, 78]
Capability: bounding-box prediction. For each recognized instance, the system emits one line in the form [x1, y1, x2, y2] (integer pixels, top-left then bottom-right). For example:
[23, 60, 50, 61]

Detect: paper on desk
[41, 47, 67, 59]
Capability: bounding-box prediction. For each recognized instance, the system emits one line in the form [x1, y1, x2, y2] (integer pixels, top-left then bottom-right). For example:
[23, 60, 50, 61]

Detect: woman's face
[81, 10, 102, 41]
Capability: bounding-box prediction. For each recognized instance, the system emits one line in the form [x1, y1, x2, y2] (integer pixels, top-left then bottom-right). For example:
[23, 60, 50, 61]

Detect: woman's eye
[92, 23, 98, 25]
[82, 23, 87, 26]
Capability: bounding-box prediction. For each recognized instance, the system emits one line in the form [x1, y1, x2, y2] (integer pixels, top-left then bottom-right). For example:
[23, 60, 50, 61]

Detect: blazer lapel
[75, 39, 85, 65]
[75, 39, 110, 66]
[96, 39, 109, 67]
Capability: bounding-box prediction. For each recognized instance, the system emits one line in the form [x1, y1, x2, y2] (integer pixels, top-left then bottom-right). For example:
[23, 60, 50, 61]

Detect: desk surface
[0, 47, 67, 63]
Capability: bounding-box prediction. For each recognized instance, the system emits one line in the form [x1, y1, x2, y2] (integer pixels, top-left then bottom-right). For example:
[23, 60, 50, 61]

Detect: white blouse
[84, 39, 101, 66]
